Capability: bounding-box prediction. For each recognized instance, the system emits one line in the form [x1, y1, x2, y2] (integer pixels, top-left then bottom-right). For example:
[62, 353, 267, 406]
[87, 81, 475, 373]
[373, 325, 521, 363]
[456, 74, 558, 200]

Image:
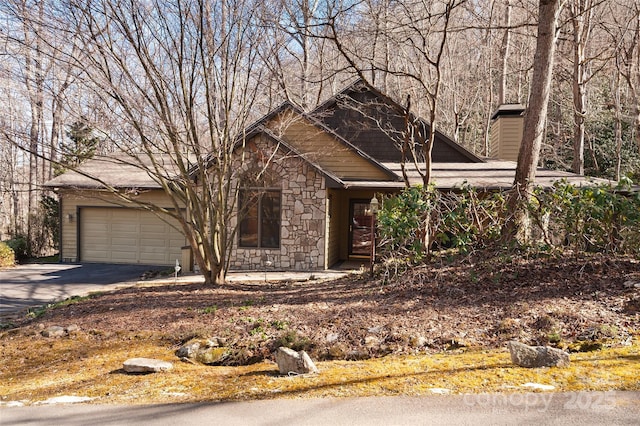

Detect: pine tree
[54, 120, 100, 176]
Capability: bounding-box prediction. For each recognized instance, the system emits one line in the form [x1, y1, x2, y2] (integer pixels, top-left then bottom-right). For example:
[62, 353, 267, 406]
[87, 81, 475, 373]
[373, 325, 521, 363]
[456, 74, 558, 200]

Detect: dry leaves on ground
[4, 252, 638, 364]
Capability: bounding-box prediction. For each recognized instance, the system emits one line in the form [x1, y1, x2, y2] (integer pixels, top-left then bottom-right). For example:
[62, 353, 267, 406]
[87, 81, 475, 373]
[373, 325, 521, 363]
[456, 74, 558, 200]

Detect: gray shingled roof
[340, 161, 612, 190]
[45, 153, 612, 191]
[44, 154, 184, 189]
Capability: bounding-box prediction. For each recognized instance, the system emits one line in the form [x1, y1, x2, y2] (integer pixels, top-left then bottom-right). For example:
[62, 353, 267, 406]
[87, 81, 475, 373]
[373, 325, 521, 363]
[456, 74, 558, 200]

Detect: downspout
[76, 206, 81, 262]
[57, 190, 63, 262]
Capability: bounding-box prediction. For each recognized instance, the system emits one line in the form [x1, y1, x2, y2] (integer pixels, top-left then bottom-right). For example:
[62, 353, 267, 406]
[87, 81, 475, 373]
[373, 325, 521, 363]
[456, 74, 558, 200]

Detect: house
[45, 81, 603, 270]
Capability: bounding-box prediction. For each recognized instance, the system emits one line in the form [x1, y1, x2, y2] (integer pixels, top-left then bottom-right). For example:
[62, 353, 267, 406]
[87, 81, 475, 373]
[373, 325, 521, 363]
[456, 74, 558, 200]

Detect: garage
[79, 207, 184, 265]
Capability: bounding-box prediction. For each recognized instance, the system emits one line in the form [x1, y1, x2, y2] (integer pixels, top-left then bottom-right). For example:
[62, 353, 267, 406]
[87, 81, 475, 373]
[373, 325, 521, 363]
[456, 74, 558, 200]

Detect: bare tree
[0, 104, 22, 240]
[260, 0, 345, 109]
[499, 0, 513, 105]
[0, 0, 61, 254]
[568, 0, 590, 174]
[613, 0, 640, 156]
[565, 0, 611, 175]
[437, 1, 494, 151]
[590, 0, 640, 180]
[20, 1, 46, 251]
[612, 66, 624, 180]
[10, 0, 276, 284]
[3, 0, 637, 266]
[502, 0, 564, 241]
[322, 0, 468, 186]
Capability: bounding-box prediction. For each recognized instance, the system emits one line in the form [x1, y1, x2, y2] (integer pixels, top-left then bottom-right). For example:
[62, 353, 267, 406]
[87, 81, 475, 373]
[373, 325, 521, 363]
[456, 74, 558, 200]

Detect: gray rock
[65, 324, 80, 333]
[41, 326, 66, 338]
[409, 335, 429, 348]
[623, 280, 640, 289]
[176, 338, 229, 365]
[364, 335, 380, 348]
[367, 326, 384, 334]
[123, 358, 173, 373]
[325, 332, 340, 343]
[507, 341, 570, 368]
[194, 347, 230, 365]
[176, 341, 202, 359]
[275, 347, 318, 375]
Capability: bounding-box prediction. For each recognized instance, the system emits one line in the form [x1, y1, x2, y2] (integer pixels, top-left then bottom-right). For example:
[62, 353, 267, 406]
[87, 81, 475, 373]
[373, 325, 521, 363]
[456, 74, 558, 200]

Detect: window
[239, 189, 281, 248]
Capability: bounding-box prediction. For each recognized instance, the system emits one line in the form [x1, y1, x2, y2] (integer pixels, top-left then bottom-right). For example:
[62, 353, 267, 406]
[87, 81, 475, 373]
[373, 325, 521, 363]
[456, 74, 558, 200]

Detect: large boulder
[123, 358, 173, 373]
[275, 347, 318, 375]
[507, 341, 570, 368]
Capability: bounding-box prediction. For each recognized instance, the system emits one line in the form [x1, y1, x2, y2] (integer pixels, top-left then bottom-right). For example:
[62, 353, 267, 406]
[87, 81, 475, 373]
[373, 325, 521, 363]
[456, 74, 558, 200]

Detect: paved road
[1, 392, 639, 425]
[0, 263, 166, 317]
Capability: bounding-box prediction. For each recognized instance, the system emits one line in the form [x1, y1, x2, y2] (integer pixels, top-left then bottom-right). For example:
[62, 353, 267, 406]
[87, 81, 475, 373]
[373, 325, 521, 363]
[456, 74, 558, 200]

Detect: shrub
[431, 183, 505, 252]
[4, 236, 28, 262]
[377, 184, 506, 269]
[377, 185, 432, 263]
[376, 179, 639, 280]
[0, 242, 15, 267]
[529, 179, 640, 255]
[41, 194, 60, 251]
[272, 330, 313, 352]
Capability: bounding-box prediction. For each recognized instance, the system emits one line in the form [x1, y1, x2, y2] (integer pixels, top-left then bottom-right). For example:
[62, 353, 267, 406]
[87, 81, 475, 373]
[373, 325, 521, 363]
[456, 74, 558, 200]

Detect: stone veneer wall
[229, 139, 327, 271]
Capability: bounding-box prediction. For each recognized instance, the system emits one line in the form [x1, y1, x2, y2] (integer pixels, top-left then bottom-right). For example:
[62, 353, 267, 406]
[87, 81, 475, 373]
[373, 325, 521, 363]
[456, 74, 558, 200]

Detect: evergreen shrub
[0, 242, 15, 268]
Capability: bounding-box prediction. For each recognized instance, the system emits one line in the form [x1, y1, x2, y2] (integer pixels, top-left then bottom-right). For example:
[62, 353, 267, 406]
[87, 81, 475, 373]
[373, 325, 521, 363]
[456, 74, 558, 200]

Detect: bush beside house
[377, 180, 640, 278]
[3, 237, 28, 263]
[0, 242, 15, 267]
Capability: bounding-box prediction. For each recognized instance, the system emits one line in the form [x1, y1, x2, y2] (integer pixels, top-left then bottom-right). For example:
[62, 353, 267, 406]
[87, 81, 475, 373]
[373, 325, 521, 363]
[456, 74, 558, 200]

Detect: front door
[349, 200, 373, 256]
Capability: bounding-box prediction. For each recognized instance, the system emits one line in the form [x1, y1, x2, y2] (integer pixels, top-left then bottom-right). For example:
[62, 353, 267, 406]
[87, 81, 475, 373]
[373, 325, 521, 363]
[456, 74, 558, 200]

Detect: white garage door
[80, 207, 184, 265]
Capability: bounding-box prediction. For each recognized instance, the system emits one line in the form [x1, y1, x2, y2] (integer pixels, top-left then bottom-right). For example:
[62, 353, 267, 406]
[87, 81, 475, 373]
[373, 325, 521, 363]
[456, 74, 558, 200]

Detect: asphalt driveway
[0, 263, 168, 317]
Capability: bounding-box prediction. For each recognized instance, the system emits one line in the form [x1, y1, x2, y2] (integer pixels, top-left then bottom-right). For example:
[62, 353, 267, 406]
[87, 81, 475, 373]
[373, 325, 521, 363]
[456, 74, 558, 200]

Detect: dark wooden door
[349, 200, 373, 256]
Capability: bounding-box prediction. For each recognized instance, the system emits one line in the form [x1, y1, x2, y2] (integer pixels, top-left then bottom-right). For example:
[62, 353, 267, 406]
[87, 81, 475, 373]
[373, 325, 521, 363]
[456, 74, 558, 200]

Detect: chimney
[490, 104, 525, 161]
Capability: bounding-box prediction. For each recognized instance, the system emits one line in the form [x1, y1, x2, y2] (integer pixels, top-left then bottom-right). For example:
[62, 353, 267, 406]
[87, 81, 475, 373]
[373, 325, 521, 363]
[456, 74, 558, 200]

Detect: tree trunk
[498, 0, 512, 105]
[613, 73, 623, 181]
[502, 0, 561, 243]
[570, 0, 592, 175]
[628, 78, 640, 157]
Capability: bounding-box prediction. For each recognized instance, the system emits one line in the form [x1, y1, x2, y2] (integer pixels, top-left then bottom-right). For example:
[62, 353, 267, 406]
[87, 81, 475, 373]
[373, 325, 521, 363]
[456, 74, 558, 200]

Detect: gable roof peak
[312, 78, 403, 115]
[311, 79, 484, 164]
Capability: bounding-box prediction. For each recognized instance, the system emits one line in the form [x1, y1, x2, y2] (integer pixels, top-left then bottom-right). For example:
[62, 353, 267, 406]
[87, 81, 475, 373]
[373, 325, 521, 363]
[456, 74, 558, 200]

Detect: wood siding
[273, 114, 391, 180]
[490, 116, 523, 161]
[326, 188, 342, 267]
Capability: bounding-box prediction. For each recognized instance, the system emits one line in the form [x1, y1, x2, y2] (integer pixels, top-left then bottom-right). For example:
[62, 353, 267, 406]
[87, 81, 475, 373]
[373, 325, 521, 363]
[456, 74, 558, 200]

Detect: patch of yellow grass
[1, 332, 638, 405]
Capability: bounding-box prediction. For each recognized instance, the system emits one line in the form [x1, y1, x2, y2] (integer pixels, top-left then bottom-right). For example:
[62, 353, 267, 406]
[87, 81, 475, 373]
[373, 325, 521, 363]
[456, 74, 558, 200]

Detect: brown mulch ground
[9, 252, 640, 365]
